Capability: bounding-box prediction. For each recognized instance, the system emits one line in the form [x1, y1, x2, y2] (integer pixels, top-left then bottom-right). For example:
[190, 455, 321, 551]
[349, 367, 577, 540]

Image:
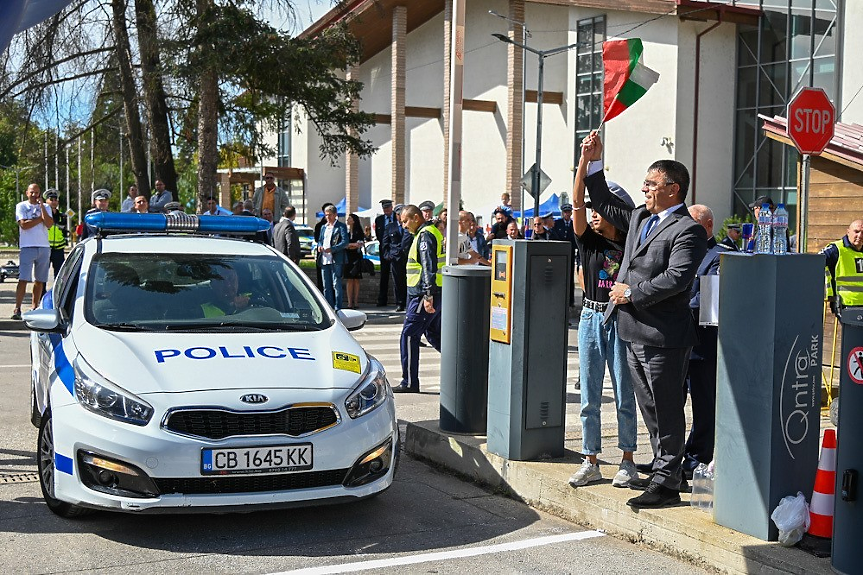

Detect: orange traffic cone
[808, 428, 837, 539]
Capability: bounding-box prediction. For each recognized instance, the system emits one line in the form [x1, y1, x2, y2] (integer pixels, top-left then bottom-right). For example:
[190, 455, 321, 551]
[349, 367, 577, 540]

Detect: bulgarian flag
[602, 38, 660, 124]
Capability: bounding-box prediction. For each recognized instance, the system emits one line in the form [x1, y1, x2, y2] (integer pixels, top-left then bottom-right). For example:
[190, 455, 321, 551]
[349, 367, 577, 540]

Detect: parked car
[295, 225, 315, 258]
[0, 260, 20, 282]
[23, 212, 398, 517]
[363, 241, 381, 269]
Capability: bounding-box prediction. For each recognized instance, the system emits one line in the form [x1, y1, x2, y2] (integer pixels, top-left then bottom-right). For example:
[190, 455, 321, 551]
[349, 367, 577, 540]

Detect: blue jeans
[321, 263, 344, 310]
[578, 308, 638, 455]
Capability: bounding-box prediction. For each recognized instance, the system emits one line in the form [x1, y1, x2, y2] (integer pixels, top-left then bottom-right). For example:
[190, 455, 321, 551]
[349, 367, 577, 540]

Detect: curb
[404, 420, 831, 575]
[0, 320, 27, 332]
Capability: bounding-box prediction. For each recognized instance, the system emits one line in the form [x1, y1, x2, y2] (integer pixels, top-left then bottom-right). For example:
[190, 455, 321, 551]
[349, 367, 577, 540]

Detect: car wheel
[30, 384, 41, 429]
[37, 412, 90, 518]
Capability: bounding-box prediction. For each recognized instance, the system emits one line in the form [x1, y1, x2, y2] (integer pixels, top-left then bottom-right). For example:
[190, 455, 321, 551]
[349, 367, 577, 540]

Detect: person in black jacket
[553, 204, 578, 306]
[381, 203, 408, 311]
[374, 199, 397, 306]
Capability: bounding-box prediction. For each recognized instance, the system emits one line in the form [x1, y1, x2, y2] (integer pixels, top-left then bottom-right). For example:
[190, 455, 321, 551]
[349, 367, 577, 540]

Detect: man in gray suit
[581, 133, 707, 509]
[273, 205, 301, 263]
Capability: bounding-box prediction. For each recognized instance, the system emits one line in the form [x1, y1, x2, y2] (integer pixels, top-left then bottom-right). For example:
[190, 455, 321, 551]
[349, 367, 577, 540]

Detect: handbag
[361, 257, 375, 276]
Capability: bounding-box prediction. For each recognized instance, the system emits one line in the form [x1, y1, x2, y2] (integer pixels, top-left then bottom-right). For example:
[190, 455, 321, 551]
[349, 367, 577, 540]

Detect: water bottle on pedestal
[772, 203, 788, 255]
[756, 203, 773, 254]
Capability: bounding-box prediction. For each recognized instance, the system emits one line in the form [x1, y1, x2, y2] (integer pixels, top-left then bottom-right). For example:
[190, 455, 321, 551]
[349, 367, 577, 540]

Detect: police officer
[822, 219, 863, 316]
[394, 205, 444, 393]
[554, 203, 578, 306]
[381, 203, 407, 311]
[375, 199, 396, 307]
[44, 189, 68, 278]
[79, 189, 112, 240]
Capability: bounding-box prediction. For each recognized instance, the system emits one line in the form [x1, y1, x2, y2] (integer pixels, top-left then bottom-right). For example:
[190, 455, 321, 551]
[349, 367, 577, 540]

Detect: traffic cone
[808, 428, 836, 539]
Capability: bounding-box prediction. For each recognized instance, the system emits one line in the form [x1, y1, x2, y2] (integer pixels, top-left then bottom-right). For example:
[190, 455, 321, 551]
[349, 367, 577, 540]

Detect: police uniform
[381, 204, 407, 310]
[79, 189, 112, 240]
[822, 235, 863, 312]
[46, 193, 68, 278]
[553, 204, 578, 305]
[395, 221, 444, 392]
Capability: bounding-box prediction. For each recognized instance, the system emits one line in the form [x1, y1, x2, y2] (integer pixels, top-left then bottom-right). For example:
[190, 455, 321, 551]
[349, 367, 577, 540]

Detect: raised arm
[573, 137, 591, 237]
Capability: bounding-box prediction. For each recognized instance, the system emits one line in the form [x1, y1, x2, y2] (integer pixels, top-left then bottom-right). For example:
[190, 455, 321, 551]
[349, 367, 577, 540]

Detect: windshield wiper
[161, 321, 321, 332]
[97, 322, 149, 332]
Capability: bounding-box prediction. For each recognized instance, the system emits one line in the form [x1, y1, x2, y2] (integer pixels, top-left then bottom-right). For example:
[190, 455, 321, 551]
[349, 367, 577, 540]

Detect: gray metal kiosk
[713, 253, 824, 540]
[486, 239, 570, 461]
[439, 265, 491, 433]
[832, 306, 863, 575]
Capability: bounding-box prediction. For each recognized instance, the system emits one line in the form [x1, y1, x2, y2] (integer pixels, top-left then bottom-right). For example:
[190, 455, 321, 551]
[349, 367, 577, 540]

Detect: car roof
[83, 234, 275, 257]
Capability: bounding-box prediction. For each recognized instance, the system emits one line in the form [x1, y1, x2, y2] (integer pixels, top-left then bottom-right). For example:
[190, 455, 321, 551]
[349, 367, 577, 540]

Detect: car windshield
[85, 253, 330, 331]
[296, 229, 314, 238]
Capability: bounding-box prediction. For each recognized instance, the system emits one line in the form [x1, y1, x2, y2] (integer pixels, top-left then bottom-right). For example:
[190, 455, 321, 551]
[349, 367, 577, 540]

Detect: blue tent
[514, 193, 561, 218]
[315, 198, 369, 218]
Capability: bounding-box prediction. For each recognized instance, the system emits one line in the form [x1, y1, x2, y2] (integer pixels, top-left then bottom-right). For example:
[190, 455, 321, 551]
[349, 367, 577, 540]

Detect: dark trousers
[626, 343, 692, 490]
[50, 248, 66, 280]
[315, 263, 323, 290]
[399, 294, 441, 389]
[378, 259, 391, 305]
[390, 258, 407, 307]
[684, 326, 718, 467]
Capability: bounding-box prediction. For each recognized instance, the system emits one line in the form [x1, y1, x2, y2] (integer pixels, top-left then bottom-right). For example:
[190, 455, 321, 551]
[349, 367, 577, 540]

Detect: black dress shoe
[395, 306, 405, 312]
[392, 384, 419, 393]
[629, 474, 689, 493]
[627, 482, 681, 509]
[635, 461, 656, 474]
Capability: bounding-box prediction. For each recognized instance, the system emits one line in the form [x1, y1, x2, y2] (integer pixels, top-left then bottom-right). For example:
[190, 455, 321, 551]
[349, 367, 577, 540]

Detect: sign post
[787, 87, 835, 253]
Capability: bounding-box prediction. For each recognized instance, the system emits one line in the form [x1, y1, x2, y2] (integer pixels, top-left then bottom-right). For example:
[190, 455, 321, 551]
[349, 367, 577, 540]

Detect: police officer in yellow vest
[395, 205, 445, 393]
[822, 219, 863, 316]
[45, 189, 68, 279]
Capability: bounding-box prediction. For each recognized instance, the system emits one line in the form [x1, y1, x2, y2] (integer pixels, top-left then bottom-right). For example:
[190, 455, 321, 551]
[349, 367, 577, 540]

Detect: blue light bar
[84, 212, 270, 235]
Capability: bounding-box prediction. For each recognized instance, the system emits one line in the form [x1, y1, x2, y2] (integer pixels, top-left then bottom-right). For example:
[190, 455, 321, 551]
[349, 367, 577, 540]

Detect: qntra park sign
[788, 87, 835, 156]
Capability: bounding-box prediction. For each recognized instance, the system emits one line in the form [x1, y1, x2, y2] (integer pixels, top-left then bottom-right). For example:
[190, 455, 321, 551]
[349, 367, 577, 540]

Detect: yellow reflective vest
[407, 224, 445, 289]
[826, 240, 863, 307]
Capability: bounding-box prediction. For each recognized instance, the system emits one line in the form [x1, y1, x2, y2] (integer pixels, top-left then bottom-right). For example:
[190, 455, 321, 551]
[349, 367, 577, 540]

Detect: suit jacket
[689, 237, 733, 362]
[381, 220, 406, 261]
[273, 217, 301, 262]
[375, 212, 397, 243]
[317, 220, 349, 265]
[552, 217, 578, 253]
[586, 171, 707, 348]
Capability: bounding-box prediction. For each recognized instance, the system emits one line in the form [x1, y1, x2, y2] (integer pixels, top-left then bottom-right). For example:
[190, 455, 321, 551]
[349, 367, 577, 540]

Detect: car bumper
[49, 394, 398, 513]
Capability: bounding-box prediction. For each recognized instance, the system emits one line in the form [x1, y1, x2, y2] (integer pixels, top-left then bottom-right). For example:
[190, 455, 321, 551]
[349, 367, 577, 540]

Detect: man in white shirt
[149, 179, 173, 213]
[121, 185, 139, 212]
[13, 183, 54, 319]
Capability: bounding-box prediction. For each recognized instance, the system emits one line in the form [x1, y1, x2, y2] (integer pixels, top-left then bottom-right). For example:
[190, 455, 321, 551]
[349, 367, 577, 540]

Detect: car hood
[72, 322, 370, 395]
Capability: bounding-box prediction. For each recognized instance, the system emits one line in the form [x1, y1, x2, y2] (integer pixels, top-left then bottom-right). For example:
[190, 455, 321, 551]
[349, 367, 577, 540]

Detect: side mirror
[22, 308, 66, 333]
[337, 309, 367, 331]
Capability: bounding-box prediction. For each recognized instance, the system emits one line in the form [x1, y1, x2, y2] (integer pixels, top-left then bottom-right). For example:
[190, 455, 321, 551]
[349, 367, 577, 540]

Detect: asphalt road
[0, 326, 707, 575]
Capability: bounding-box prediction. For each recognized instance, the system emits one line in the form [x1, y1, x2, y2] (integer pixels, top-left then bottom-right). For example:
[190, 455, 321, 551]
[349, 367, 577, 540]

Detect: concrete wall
[840, 2, 863, 123]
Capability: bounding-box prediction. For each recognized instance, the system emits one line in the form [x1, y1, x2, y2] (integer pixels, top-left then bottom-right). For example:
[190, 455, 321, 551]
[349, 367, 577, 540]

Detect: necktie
[640, 215, 659, 244]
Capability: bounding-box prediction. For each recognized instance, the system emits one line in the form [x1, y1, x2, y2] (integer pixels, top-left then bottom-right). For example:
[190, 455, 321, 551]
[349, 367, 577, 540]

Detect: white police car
[24, 213, 397, 517]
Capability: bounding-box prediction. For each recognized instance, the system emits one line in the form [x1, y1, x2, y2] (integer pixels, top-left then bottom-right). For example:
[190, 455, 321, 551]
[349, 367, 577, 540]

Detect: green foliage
[716, 213, 752, 245]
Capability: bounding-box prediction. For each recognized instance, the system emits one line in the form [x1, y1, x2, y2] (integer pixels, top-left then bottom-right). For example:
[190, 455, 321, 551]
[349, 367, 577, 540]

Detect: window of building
[733, 0, 839, 225]
[574, 15, 605, 165]
[277, 115, 291, 168]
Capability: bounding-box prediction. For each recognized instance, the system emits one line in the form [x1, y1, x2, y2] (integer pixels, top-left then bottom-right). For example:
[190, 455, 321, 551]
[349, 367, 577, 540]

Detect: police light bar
[84, 212, 270, 235]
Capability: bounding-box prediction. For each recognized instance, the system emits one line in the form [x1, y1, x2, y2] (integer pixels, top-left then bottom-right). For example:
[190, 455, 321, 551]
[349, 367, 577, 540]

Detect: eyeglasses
[265, 176, 274, 180]
[643, 179, 673, 191]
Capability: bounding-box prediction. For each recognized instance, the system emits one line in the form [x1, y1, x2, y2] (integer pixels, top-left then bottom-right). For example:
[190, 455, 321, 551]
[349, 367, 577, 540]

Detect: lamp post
[492, 34, 578, 220]
[489, 11, 530, 217]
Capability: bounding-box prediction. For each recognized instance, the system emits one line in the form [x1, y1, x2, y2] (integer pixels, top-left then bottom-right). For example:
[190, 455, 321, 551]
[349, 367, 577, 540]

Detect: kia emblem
[240, 394, 269, 404]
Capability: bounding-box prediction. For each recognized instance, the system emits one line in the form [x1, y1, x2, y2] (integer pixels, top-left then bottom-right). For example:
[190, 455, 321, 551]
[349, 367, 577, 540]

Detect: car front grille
[153, 469, 349, 495]
[163, 405, 339, 440]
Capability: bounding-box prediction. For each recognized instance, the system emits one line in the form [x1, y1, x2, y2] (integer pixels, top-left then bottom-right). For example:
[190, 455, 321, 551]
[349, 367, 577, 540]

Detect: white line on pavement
[268, 531, 605, 575]
[0, 364, 29, 368]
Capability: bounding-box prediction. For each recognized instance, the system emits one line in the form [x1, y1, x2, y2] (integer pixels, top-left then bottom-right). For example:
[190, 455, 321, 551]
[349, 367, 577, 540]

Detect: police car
[24, 213, 398, 517]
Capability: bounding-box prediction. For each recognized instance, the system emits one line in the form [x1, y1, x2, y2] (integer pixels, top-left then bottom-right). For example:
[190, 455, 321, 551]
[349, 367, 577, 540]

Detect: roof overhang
[761, 114, 863, 173]
[676, 0, 760, 26]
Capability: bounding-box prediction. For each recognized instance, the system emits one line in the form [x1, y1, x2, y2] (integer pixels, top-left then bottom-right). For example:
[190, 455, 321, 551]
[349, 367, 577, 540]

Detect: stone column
[345, 64, 360, 213]
[219, 171, 232, 212]
[443, 0, 452, 204]
[391, 6, 407, 205]
[506, 0, 525, 214]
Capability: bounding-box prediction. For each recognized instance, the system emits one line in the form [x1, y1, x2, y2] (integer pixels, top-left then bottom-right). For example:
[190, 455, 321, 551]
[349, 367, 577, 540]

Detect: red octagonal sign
[788, 87, 835, 155]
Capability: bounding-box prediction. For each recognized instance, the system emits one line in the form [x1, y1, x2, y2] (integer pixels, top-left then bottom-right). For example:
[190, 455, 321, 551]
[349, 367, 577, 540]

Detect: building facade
[263, 0, 855, 230]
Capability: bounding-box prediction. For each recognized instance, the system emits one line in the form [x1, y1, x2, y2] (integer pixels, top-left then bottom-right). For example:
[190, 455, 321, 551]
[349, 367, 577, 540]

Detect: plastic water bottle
[756, 203, 773, 254]
[772, 203, 789, 255]
[690, 462, 715, 512]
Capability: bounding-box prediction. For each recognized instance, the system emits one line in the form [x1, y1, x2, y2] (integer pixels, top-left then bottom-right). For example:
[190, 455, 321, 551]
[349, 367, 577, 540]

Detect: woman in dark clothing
[344, 213, 365, 308]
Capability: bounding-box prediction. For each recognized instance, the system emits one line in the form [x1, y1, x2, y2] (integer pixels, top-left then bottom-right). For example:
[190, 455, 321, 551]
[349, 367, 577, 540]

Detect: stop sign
[788, 87, 835, 155]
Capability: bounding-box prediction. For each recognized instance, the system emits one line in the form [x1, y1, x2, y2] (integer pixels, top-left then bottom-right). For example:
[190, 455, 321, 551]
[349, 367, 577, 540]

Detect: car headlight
[345, 356, 389, 419]
[73, 357, 154, 426]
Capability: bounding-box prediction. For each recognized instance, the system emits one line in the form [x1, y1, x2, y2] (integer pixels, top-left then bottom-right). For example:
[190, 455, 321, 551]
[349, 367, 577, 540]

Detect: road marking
[0, 364, 29, 368]
[269, 531, 605, 574]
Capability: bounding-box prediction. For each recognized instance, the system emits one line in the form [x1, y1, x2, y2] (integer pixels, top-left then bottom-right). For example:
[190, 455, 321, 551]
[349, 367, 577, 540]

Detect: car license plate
[201, 444, 313, 475]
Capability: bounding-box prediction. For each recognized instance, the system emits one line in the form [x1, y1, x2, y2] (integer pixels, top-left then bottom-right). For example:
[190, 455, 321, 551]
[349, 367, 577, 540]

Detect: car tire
[37, 412, 91, 518]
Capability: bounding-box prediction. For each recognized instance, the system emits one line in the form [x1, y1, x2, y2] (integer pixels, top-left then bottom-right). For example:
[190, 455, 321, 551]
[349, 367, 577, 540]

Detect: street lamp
[492, 34, 578, 221]
[488, 11, 530, 219]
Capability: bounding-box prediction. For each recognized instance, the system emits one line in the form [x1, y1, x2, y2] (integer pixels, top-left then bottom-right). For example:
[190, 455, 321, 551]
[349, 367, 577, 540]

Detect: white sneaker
[568, 460, 602, 487]
[612, 460, 640, 488]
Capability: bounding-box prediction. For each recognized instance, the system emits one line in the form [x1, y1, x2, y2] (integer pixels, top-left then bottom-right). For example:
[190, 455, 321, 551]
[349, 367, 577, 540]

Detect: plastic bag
[770, 492, 811, 546]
